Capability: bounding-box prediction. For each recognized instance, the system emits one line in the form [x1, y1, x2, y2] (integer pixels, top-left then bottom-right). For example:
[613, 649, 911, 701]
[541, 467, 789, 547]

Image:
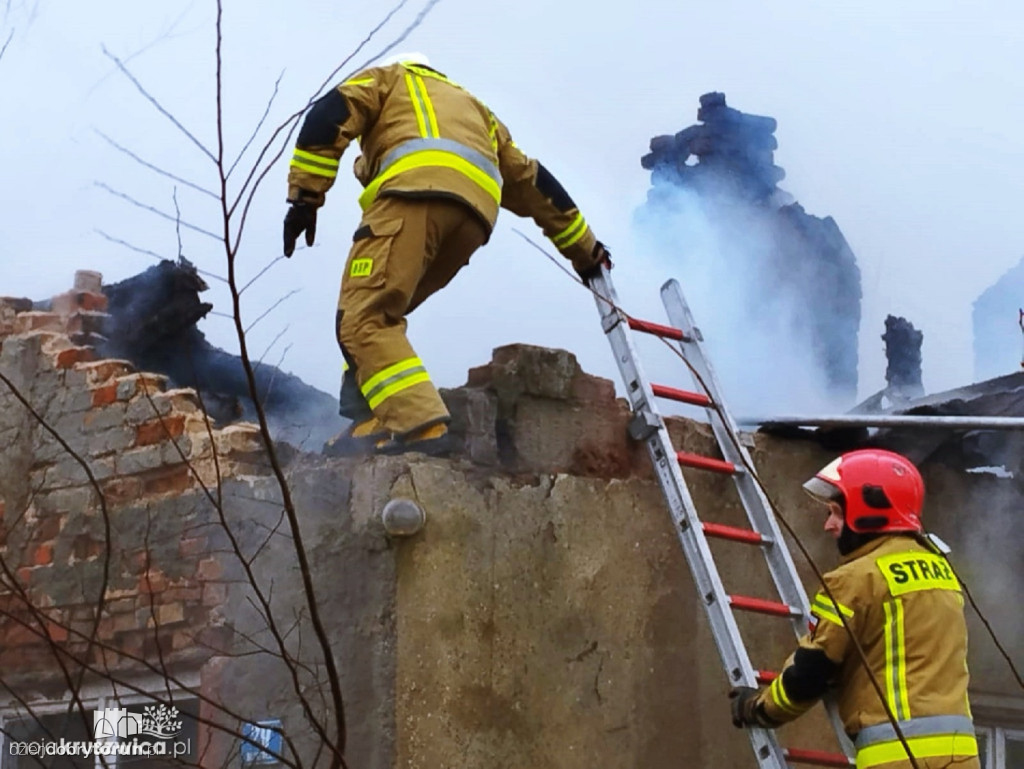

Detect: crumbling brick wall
[0, 273, 269, 686]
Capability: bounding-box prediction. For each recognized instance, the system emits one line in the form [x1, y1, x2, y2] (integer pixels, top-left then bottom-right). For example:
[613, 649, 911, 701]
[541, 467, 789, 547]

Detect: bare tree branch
[102, 43, 216, 163]
[214, 1, 348, 761]
[0, 27, 13, 63]
[244, 288, 300, 334]
[227, 70, 284, 180]
[239, 256, 285, 295]
[94, 228, 231, 283]
[226, 0, 420, 226]
[95, 128, 219, 199]
[95, 181, 222, 240]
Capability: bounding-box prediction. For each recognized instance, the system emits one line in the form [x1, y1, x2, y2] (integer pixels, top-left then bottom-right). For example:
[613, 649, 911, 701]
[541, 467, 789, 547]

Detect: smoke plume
[633, 93, 862, 416]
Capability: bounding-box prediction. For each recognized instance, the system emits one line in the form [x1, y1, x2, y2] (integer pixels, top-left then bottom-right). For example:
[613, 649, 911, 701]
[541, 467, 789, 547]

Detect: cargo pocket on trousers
[344, 218, 403, 290]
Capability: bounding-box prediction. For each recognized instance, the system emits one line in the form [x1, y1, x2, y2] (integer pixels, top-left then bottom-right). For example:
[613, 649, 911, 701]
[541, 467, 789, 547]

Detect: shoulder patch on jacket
[298, 88, 351, 147]
[535, 163, 576, 212]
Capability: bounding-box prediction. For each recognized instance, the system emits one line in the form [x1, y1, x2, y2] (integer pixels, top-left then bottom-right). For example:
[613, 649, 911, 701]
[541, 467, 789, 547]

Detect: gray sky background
[2, 0, 1022, 414]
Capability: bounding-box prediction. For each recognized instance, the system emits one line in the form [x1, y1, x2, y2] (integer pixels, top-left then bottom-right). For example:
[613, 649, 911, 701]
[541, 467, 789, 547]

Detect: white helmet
[378, 51, 431, 68]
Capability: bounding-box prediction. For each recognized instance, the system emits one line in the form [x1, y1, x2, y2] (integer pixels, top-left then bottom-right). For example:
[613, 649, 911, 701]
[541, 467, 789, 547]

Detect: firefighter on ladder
[730, 449, 979, 769]
[282, 52, 610, 456]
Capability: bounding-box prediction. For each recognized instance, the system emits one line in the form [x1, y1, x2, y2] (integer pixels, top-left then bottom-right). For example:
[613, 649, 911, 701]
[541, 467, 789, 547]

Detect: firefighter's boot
[324, 417, 390, 457]
[376, 422, 452, 457]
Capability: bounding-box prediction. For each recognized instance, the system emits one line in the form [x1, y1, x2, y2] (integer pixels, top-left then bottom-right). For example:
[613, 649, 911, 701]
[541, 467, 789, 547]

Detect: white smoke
[631, 181, 846, 419]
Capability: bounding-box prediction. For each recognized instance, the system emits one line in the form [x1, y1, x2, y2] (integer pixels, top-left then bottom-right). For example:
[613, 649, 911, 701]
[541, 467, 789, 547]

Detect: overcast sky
[2, 0, 1022, 414]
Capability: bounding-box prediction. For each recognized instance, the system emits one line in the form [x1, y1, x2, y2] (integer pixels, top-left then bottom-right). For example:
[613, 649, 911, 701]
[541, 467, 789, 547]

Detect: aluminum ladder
[590, 267, 855, 768]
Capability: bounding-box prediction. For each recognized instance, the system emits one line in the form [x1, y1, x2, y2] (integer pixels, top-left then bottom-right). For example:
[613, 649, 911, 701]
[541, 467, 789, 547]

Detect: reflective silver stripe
[377, 137, 503, 188]
[855, 715, 975, 749]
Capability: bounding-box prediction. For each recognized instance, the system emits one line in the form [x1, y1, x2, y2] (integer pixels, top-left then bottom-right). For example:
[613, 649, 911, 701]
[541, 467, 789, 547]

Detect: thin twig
[239, 256, 284, 295]
[94, 182, 221, 240]
[102, 44, 216, 162]
[173, 187, 184, 258]
[94, 129, 219, 199]
[227, 71, 284, 180]
[244, 289, 300, 334]
[0, 27, 13, 62]
[214, 1, 349, 760]
[93, 229, 229, 283]
[0, 371, 114, 754]
[226, 0, 420, 225]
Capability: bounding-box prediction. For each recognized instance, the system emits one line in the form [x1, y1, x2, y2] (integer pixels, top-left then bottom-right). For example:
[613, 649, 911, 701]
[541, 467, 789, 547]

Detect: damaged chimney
[881, 314, 924, 401]
[638, 93, 862, 410]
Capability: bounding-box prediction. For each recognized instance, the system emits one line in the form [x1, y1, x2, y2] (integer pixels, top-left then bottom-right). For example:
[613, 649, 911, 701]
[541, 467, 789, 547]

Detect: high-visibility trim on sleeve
[811, 591, 855, 627]
[551, 213, 588, 250]
[343, 77, 375, 86]
[768, 676, 804, 717]
[290, 149, 340, 178]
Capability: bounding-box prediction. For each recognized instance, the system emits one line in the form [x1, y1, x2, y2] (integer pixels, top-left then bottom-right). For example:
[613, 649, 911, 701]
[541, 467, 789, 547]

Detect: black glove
[575, 241, 612, 285]
[729, 687, 777, 729]
[283, 201, 318, 257]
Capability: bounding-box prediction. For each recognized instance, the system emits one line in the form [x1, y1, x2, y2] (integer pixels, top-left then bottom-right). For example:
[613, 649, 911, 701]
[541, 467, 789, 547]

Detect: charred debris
[37, 258, 345, 451]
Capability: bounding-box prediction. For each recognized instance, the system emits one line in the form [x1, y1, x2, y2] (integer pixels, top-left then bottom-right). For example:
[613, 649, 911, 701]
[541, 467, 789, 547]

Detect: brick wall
[0, 271, 268, 684]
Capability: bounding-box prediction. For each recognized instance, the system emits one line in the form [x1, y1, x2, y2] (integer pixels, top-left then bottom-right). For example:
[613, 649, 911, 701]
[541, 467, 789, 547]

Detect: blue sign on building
[241, 719, 283, 765]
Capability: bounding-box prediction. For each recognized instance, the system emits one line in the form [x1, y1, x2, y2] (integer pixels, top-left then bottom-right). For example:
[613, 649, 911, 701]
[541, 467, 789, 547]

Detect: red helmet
[802, 449, 924, 534]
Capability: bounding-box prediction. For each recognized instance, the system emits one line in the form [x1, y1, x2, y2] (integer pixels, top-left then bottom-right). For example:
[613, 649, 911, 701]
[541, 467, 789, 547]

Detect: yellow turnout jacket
[287, 61, 598, 271]
[758, 535, 977, 768]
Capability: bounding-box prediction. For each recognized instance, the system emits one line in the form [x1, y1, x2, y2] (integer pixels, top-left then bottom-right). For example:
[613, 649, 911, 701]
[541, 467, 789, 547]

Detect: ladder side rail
[660, 279, 812, 634]
[660, 278, 856, 760]
[591, 272, 789, 769]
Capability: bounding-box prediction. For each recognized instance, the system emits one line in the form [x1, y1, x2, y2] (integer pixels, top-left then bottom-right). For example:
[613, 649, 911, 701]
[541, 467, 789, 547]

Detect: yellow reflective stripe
[362, 357, 423, 395]
[417, 75, 440, 138]
[404, 63, 453, 85]
[293, 149, 339, 169]
[769, 676, 803, 716]
[343, 77, 374, 86]
[290, 149, 340, 178]
[358, 149, 502, 210]
[855, 733, 977, 768]
[811, 592, 854, 627]
[405, 73, 430, 138]
[488, 113, 499, 152]
[882, 599, 911, 721]
[367, 371, 431, 410]
[552, 213, 588, 250]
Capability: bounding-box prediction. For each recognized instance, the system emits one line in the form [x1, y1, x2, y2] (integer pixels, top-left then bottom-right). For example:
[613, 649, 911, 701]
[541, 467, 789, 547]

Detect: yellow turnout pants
[336, 195, 489, 435]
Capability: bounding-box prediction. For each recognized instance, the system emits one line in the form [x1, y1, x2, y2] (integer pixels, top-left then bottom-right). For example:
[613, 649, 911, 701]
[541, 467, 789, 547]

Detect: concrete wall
[1, 283, 1020, 768]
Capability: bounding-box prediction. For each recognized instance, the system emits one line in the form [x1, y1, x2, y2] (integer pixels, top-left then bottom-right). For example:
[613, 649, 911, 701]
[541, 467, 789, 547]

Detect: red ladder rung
[755, 669, 778, 685]
[783, 747, 854, 767]
[651, 383, 712, 407]
[676, 452, 737, 474]
[701, 522, 765, 545]
[728, 594, 800, 618]
[626, 316, 687, 341]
